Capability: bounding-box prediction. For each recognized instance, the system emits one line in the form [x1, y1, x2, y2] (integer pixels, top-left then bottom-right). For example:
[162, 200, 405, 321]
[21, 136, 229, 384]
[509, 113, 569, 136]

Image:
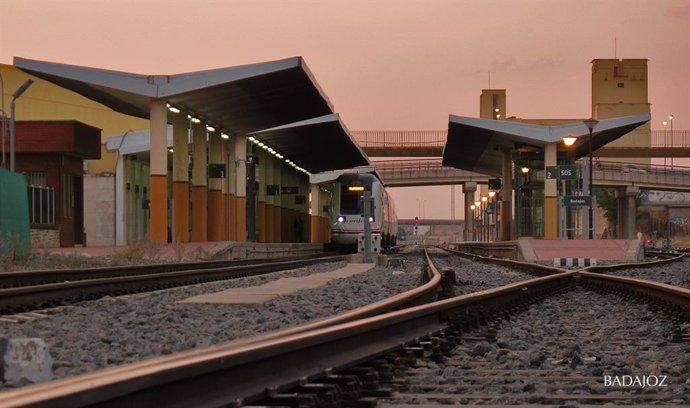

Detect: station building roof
[443, 113, 651, 176]
[248, 114, 370, 174]
[15, 56, 369, 173]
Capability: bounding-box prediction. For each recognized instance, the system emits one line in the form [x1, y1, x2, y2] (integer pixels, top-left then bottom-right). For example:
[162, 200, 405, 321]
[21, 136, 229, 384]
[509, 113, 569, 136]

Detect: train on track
[328, 171, 398, 252]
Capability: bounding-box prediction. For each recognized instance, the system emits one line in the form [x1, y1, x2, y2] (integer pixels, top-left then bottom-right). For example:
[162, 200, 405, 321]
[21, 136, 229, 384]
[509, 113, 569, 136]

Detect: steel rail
[0, 257, 573, 408]
[578, 270, 690, 308]
[586, 252, 685, 273]
[0, 255, 346, 313]
[222, 246, 443, 349]
[0, 252, 334, 289]
[440, 246, 564, 276]
[8, 251, 686, 407]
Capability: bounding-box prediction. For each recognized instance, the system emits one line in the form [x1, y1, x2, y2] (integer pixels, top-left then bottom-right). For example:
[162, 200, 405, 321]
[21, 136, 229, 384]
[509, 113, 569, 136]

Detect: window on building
[28, 172, 46, 187]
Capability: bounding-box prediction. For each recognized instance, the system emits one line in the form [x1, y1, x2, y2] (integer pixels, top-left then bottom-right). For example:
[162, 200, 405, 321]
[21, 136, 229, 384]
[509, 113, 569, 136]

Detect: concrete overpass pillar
[149, 99, 168, 243]
[500, 149, 513, 241]
[544, 142, 558, 239]
[617, 186, 639, 239]
[171, 113, 189, 243]
[234, 135, 247, 241]
[191, 121, 207, 242]
[463, 182, 477, 241]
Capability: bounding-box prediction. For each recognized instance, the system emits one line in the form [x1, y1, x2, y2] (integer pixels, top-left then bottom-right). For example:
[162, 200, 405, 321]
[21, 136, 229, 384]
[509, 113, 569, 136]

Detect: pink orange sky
[2, 0, 689, 219]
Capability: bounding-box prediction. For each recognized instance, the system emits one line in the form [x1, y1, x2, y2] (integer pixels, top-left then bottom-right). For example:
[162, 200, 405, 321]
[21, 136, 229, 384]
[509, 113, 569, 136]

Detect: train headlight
[337, 215, 345, 223]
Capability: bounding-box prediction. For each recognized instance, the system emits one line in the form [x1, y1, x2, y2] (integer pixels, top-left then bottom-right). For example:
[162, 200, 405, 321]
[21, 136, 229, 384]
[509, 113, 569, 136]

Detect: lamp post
[481, 196, 488, 242]
[474, 200, 481, 241]
[669, 115, 674, 168]
[583, 118, 599, 240]
[562, 135, 577, 238]
[662, 120, 668, 168]
[470, 204, 476, 241]
[488, 191, 497, 242]
[10, 79, 34, 172]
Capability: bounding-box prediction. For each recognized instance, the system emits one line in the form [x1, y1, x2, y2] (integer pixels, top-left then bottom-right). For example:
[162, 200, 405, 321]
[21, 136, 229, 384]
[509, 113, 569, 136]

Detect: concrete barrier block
[0, 338, 53, 385]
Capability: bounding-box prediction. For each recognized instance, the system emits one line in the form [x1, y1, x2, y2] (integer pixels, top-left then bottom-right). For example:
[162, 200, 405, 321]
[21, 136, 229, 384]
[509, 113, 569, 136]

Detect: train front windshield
[340, 185, 363, 215]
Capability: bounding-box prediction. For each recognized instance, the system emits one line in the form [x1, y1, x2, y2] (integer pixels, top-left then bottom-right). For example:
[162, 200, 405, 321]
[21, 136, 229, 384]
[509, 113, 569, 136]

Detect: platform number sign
[545, 166, 558, 179]
[546, 165, 578, 180]
[558, 165, 578, 180]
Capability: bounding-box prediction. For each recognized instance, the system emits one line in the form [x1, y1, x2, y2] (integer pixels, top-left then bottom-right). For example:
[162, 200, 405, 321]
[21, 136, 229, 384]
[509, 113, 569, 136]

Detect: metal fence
[352, 129, 690, 148]
[27, 185, 55, 226]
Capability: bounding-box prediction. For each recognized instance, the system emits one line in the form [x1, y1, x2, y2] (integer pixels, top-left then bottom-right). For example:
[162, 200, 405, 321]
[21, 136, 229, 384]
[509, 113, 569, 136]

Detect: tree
[597, 188, 618, 225]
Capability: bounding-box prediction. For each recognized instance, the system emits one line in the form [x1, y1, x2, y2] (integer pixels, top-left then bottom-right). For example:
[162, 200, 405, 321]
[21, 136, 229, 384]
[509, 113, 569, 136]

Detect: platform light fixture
[520, 166, 530, 174]
[221, 132, 229, 140]
[562, 135, 577, 146]
[583, 117, 599, 240]
[10, 78, 34, 172]
[206, 125, 215, 132]
[166, 103, 180, 113]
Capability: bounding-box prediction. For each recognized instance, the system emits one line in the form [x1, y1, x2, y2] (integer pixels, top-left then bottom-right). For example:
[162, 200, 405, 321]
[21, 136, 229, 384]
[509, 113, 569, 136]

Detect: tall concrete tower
[480, 89, 506, 120]
[591, 59, 651, 164]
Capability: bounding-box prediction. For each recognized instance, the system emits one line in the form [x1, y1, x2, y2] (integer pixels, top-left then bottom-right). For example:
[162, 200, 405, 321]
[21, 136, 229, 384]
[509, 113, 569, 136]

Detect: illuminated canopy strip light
[348, 186, 365, 192]
[248, 136, 308, 175]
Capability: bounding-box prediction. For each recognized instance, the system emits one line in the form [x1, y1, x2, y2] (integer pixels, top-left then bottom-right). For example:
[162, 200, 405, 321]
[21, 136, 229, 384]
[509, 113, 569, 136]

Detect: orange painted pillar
[191, 121, 207, 242]
[171, 114, 189, 242]
[149, 99, 168, 243]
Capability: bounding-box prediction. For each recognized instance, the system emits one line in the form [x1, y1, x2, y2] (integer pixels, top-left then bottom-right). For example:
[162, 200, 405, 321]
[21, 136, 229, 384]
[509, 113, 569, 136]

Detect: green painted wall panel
[0, 169, 31, 256]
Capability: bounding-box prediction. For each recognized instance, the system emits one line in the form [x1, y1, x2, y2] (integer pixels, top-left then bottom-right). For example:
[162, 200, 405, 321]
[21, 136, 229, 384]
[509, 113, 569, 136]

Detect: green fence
[0, 168, 31, 257]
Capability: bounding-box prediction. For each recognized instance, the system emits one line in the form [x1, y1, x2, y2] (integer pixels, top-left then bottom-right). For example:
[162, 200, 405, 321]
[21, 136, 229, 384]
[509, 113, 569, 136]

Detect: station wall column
[207, 132, 224, 241]
[299, 175, 310, 242]
[617, 186, 639, 239]
[257, 150, 267, 242]
[544, 142, 558, 239]
[273, 159, 282, 242]
[500, 150, 513, 241]
[310, 183, 321, 243]
[191, 122, 208, 242]
[171, 114, 189, 242]
[226, 138, 236, 241]
[463, 182, 477, 241]
[221, 138, 231, 241]
[149, 99, 168, 243]
[234, 135, 247, 242]
[265, 156, 275, 242]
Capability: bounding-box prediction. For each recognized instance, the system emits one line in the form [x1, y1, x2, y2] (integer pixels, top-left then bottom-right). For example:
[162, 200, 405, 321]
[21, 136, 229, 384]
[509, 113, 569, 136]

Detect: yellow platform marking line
[179, 263, 375, 305]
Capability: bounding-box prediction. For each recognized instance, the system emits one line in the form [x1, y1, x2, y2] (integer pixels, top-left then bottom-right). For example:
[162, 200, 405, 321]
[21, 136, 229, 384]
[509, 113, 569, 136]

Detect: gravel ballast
[604, 256, 690, 287]
[1, 259, 423, 389]
[384, 286, 690, 405]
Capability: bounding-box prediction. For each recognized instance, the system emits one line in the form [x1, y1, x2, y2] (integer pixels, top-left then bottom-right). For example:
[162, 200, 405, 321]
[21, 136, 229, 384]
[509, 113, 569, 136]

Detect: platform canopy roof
[443, 113, 651, 176]
[248, 113, 370, 174]
[15, 56, 370, 172]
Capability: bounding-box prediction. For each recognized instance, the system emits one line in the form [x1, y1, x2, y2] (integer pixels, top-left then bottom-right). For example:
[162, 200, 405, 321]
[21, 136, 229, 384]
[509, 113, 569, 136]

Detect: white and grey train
[328, 172, 398, 251]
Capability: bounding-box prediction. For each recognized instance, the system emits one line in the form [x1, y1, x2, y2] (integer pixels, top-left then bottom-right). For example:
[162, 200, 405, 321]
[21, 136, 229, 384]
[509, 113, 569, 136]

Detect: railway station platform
[45, 242, 324, 261]
[180, 263, 374, 305]
[454, 239, 644, 262]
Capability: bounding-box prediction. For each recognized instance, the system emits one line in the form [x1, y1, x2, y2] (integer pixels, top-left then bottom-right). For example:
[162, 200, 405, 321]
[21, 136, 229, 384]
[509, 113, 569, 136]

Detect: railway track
[0, 253, 347, 315]
[2, 248, 688, 407]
